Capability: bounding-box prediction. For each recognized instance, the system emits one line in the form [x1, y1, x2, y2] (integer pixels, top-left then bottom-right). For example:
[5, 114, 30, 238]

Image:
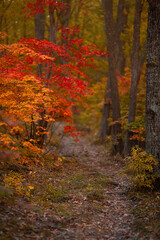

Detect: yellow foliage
[4, 172, 35, 196]
[4, 172, 24, 194]
[126, 146, 159, 189]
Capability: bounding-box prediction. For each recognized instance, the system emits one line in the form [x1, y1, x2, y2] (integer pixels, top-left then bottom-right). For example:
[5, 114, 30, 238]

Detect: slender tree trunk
[23, 0, 26, 38]
[97, 78, 111, 140]
[102, 0, 123, 154]
[124, 0, 143, 156]
[4, 17, 8, 44]
[137, 45, 146, 84]
[0, 16, 3, 32]
[146, 0, 160, 167]
[115, 0, 128, 73]
[60, 0, 71, 29]
[44, 6, 57, 81]
[34, 11, 47, 146]
[60, 0, 71, 49]
[34, 12, 45, 77]
[23, 17, 26, 38]
[35, 12, 45, 40]
[98, 0, 128, 141]
[49, 5, 57, 44]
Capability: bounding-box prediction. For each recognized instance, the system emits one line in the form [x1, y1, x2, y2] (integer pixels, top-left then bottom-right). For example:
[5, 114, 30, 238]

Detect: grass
[0, 156, 109, 220]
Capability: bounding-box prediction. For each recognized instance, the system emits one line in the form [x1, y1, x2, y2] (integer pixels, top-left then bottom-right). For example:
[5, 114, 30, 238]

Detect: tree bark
[34, 12, 45, 77]
[146, 0, 160, 165]
[49, 5, 57, 44]
[60, 0, 71, 28]
[98, 0, 128, 142]
[34, 12, 45, 40]
[97, 78, 111, 140]
[60, 0, 71, 49]
[115, 0, 128, 73]
[124, 0, 143, 156]
[34, 11, 47, 146]
[102, 0, 123, 154]
[0, 0, 13, 32]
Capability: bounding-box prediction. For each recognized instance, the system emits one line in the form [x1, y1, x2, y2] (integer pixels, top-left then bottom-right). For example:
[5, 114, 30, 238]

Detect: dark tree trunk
[124, 0, 143, 156]
[98, 0, 128, 142]
[146, 0, 160, 166]
[102, 0, 123, 154]
[115, 0, 129, 73]
[35, 12, 45, 40]
[97, 79, 111, 140]
[60, 0, 71, 51]
[34, 12, 45, 77]
[137, 46, 146, 84]
[4, 17, 8, 44]
[34, 11, 47, 146]
[44, 6, 57, 81]
[0, 13, 2, 32]
[23, 17, 26, 38]
[49, 5, 57, 44]
[60, 0, 71, 29]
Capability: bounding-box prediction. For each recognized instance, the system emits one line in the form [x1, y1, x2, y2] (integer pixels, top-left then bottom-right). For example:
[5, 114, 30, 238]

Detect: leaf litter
[0, 133, 158, 239]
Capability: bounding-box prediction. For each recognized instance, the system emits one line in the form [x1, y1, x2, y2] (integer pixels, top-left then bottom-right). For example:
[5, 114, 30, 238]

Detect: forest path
[0, 133, 144, 240]
[53, 134, 139, 240]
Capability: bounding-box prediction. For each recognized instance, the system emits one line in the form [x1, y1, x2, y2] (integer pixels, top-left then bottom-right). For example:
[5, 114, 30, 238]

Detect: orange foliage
[0, 30, 106, 164]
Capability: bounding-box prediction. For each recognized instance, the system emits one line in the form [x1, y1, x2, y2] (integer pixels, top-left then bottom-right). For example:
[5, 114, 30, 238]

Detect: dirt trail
[54, 135, 139, 240]
[0, 134, 144, 240]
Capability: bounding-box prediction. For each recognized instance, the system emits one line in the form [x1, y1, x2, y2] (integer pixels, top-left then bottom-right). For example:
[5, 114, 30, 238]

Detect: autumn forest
[0, 0, 160, 239]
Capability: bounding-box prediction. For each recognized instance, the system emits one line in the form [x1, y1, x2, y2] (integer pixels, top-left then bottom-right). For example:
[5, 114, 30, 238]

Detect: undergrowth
[128, 190, 160, 239]
[126, 146, 160, 239]
[0, 155, 109, 219]
[126, 146, 159, 190]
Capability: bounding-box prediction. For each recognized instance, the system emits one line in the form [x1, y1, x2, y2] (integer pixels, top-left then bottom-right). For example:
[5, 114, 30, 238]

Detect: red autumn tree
[0, 26, 106, 164]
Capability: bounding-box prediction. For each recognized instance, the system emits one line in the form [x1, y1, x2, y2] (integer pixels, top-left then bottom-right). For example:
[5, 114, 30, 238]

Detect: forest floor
[0, 131, 160, 239]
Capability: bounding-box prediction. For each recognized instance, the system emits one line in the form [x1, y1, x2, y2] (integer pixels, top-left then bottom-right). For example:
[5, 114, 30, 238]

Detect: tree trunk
[98, 0, 128, 142]
[35, 12, 45, 40]
[146, 0, 160, 165]
[34, 12, 45, 77]
[115, 0, 129, 73]
[49, 5, 57, 44]
[34, 11, 47, 146]
[97, 78, 111, 140]
[60, 0, 71, 29]
[124, 0, 143, 156]
[0, 0, 13, 32]
[102, 0, 123, 154]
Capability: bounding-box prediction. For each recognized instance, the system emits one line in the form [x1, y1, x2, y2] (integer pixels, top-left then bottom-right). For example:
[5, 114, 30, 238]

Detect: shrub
[126, 146, 159, 189]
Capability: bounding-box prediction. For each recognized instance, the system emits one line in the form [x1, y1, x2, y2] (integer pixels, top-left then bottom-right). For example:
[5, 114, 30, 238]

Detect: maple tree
[0, 18, 106, 163]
